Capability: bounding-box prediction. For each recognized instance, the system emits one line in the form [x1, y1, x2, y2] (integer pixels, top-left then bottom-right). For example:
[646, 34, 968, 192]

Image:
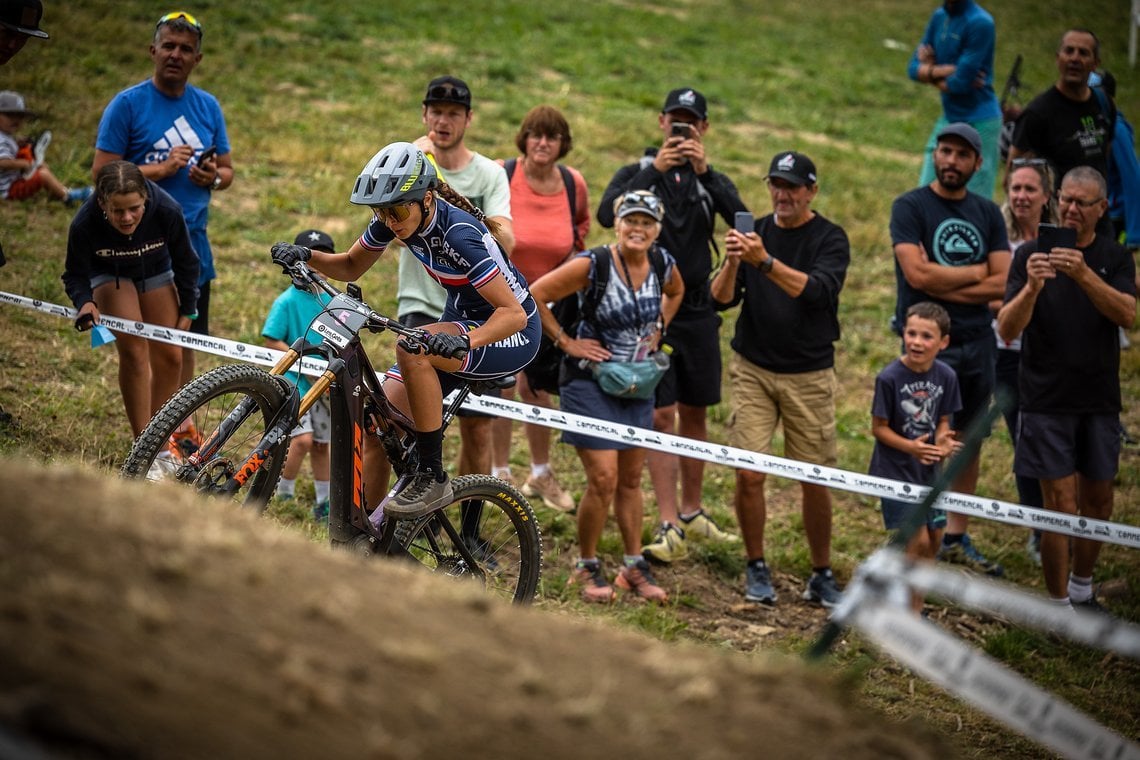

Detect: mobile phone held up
[734, 211, 754, 233]
[1037, 223, 1076, 253]
[670, 122, 692, 139]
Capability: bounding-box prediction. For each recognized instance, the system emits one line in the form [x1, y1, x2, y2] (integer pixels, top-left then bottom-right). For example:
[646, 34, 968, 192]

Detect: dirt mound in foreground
[0, 459, 949, 759]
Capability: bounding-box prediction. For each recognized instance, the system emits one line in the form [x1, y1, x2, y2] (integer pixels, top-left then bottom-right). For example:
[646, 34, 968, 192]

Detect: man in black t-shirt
[598, 88, 747, 563]
[997, 166, 1136, 611]
[1009, 29, 1114, 186]
[889, 122, 1010, 577]
[710, 151, 850, 608]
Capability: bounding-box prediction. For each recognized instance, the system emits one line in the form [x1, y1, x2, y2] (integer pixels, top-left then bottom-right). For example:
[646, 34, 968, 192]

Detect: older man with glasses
[997, 165, 1137, 612]
[92, 10, 233, 387]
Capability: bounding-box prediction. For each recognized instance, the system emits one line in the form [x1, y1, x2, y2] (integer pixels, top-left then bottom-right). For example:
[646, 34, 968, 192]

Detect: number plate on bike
[312, 294, 369, 349]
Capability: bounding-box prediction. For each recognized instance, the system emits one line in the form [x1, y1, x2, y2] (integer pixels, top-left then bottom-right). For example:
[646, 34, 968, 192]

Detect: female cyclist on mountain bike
[271, 141, 540, 519]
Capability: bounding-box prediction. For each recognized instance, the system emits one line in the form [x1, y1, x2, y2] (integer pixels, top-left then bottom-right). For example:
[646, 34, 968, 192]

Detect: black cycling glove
[424, 331, 470, 359]
[270, 242, 311, 272]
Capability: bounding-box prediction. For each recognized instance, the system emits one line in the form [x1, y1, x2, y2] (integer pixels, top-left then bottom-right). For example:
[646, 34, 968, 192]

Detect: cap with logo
[294, 229, 335, 253]
[613, 190, 665, 222]
[423, 75, 472, 109]
[936, 122, 983, 156]
[0, 0, 49, 38]
[662, 88, 707, 121]
[0, 90, 33, 116]
[766, 151, 817, 186]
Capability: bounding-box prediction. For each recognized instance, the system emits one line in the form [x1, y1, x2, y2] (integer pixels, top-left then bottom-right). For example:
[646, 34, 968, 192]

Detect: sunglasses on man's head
[1011, 157, 1049, 168]
[157, 11, 202, 36]
[426, 84, 469, 102]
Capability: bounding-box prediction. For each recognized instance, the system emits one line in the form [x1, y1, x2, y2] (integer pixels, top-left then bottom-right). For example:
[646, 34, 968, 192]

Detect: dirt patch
[0, 459, 951, 759]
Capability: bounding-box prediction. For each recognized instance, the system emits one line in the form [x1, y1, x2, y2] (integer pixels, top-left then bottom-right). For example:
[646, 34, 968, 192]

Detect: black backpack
[524, 245, 668, 395]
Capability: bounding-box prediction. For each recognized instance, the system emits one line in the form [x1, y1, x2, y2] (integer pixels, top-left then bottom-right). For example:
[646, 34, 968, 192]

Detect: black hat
[0, 0, 48, 38]
[662, 88, 707, 120]
[423, 76, 471, 109]
[936, 122, 982, 155]
[766, 151, 817, 186]
[294, 229, 335, 253]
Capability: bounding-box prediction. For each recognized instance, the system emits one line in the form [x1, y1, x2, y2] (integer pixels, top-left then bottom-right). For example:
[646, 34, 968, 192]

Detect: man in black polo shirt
[889, 122, 1011, 576]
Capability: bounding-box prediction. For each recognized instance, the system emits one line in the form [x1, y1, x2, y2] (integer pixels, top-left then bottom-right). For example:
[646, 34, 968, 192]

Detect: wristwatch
[211, 173, 222, 190]
[758, 255, 774, 274]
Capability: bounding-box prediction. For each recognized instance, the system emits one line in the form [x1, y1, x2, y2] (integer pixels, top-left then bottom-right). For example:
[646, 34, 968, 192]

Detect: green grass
[3, 1, 1140, 756]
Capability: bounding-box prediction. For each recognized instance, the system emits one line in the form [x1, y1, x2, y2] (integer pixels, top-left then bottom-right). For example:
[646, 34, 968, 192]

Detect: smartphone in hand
[198, 145, 217, 165]
[1037, 223, 1076, 253]
[734, 211, 754, 233]
[670, 122, 692, 139]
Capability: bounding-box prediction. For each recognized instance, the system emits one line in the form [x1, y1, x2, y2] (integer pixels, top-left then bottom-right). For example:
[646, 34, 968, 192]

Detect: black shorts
[655, 307, 722, 409]
[1015, 411, 1122, 481]
[936, 336, 995, 435]
[398, 310, 500, 419]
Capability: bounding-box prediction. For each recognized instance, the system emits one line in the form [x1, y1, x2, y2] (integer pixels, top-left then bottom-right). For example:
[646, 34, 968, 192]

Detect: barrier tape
[836, 549, 1140, 759]
[5, 290, 1139, 550]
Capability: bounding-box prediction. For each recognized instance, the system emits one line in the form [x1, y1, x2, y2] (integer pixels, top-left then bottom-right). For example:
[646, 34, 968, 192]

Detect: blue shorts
[559, 378, 653, 450]
[881, 497, 947, 532]
[1015, 411, 1121, 481]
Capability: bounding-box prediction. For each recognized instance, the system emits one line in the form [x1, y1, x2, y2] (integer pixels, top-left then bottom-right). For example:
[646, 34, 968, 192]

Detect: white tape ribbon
[5, 290, 1138, 550]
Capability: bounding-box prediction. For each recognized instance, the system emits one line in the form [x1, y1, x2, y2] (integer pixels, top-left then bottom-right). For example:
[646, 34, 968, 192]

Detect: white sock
[531, 462, 551, 478]
[314, 480, 330, 503]
[1050, 596, 1073, 608]
[493, 466, 512, 479]
[1068, 574, 1093, 603]
[276, 478, 296, 498]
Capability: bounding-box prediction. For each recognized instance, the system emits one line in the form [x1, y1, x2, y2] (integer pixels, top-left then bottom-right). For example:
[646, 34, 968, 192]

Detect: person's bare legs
[801, 482, 833, 569]
[138, 284, 183, 416]
[613, 447, 648, 556]
[575, 448, 617, 558]
[459, 416, 492, 475]
[34, 165, 70, 201]
[676, 402, 708, 514]
[945, 449, 980, 535]
[1072, 476, 1114, 580]
[1039, 474, 1079, 598]
[734, 469, 768, 560]
[646, 403, 680, 524]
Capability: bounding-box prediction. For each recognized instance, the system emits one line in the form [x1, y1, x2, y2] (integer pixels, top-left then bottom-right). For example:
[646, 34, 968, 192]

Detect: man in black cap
[711, 151, 851, 608]
[0, 0, 48, 66]
[890, 121, 1011, 576]
[598, 87, 747, 566]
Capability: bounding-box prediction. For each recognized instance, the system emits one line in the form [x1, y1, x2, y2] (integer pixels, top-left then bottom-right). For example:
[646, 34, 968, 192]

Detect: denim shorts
[881, 497, 947, 532]
[91, 269, 175, 293]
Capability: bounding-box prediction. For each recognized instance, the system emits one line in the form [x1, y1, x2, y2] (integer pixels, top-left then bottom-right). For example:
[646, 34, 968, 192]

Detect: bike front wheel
[398, 474, 543, 604]
[120, 364, 293, 511]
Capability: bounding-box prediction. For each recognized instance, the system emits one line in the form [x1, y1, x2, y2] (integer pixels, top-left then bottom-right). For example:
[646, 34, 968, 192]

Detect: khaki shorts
[727, 353, 837, 465]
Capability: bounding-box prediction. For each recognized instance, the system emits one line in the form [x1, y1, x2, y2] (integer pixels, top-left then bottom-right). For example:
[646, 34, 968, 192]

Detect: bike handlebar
[279, 258, 468, 360]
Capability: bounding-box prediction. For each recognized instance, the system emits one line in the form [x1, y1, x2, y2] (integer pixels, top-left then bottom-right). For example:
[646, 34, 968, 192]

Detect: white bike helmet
[350, 142, 438, 207]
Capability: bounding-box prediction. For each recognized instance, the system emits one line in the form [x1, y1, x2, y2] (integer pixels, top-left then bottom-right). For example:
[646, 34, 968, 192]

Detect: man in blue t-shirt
[908, 0, 1002, 199]
[92, 10, 233, 385]
[889, 122, 1010, 577]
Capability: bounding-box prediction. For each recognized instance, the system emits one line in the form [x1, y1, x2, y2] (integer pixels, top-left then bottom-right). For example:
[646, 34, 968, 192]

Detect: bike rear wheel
[120, 364, 293, 511]
[398, 474, 542, 604]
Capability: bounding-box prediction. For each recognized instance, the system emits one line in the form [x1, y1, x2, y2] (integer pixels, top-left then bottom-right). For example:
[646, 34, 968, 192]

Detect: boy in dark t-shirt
[870, 302, 962, 614]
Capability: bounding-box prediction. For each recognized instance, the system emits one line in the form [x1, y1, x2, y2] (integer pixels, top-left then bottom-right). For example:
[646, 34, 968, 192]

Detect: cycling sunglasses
[615, 190, 664, 221]
[156, 11, 202, 36]
[371, 202, 416, 224]
[425, 84, 470, 103]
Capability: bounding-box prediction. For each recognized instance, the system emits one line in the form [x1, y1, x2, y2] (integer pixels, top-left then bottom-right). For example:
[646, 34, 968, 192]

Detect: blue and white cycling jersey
[359, 199, 534, 322]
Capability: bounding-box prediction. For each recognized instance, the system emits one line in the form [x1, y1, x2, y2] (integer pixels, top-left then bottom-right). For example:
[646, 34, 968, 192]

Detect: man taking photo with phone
[710, 151, 851, 607]
[597, 87, 747, 568]
[997, 166, 1136, 612]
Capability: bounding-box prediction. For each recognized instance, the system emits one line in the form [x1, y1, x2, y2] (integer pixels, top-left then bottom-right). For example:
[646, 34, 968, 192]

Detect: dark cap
[613, 190, 665, 222]
[294, 229, 335, 253]
[936, 122, 982, 155]
[662, 88, 707, 120]
[766, 151, 817, 186]
[423, 75, 471, 109]
[0, 0, 48, 38]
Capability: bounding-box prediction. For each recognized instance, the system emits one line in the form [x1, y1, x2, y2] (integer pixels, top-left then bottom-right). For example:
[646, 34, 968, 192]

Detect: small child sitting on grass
[261, 229, 336, 521]
[869, 301, 964, 614]
[0, 90, 90, 205]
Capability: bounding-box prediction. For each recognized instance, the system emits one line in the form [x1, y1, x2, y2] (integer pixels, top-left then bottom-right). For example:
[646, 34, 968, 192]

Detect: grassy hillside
[1, 1, 1138, 756]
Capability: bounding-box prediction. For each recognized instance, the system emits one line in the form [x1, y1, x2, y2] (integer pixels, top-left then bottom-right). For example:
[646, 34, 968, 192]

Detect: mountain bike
[121, 259, 542, 604]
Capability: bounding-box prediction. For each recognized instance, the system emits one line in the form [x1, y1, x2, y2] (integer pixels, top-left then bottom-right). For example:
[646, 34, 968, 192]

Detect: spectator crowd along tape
[5, 290, 1140, 551]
